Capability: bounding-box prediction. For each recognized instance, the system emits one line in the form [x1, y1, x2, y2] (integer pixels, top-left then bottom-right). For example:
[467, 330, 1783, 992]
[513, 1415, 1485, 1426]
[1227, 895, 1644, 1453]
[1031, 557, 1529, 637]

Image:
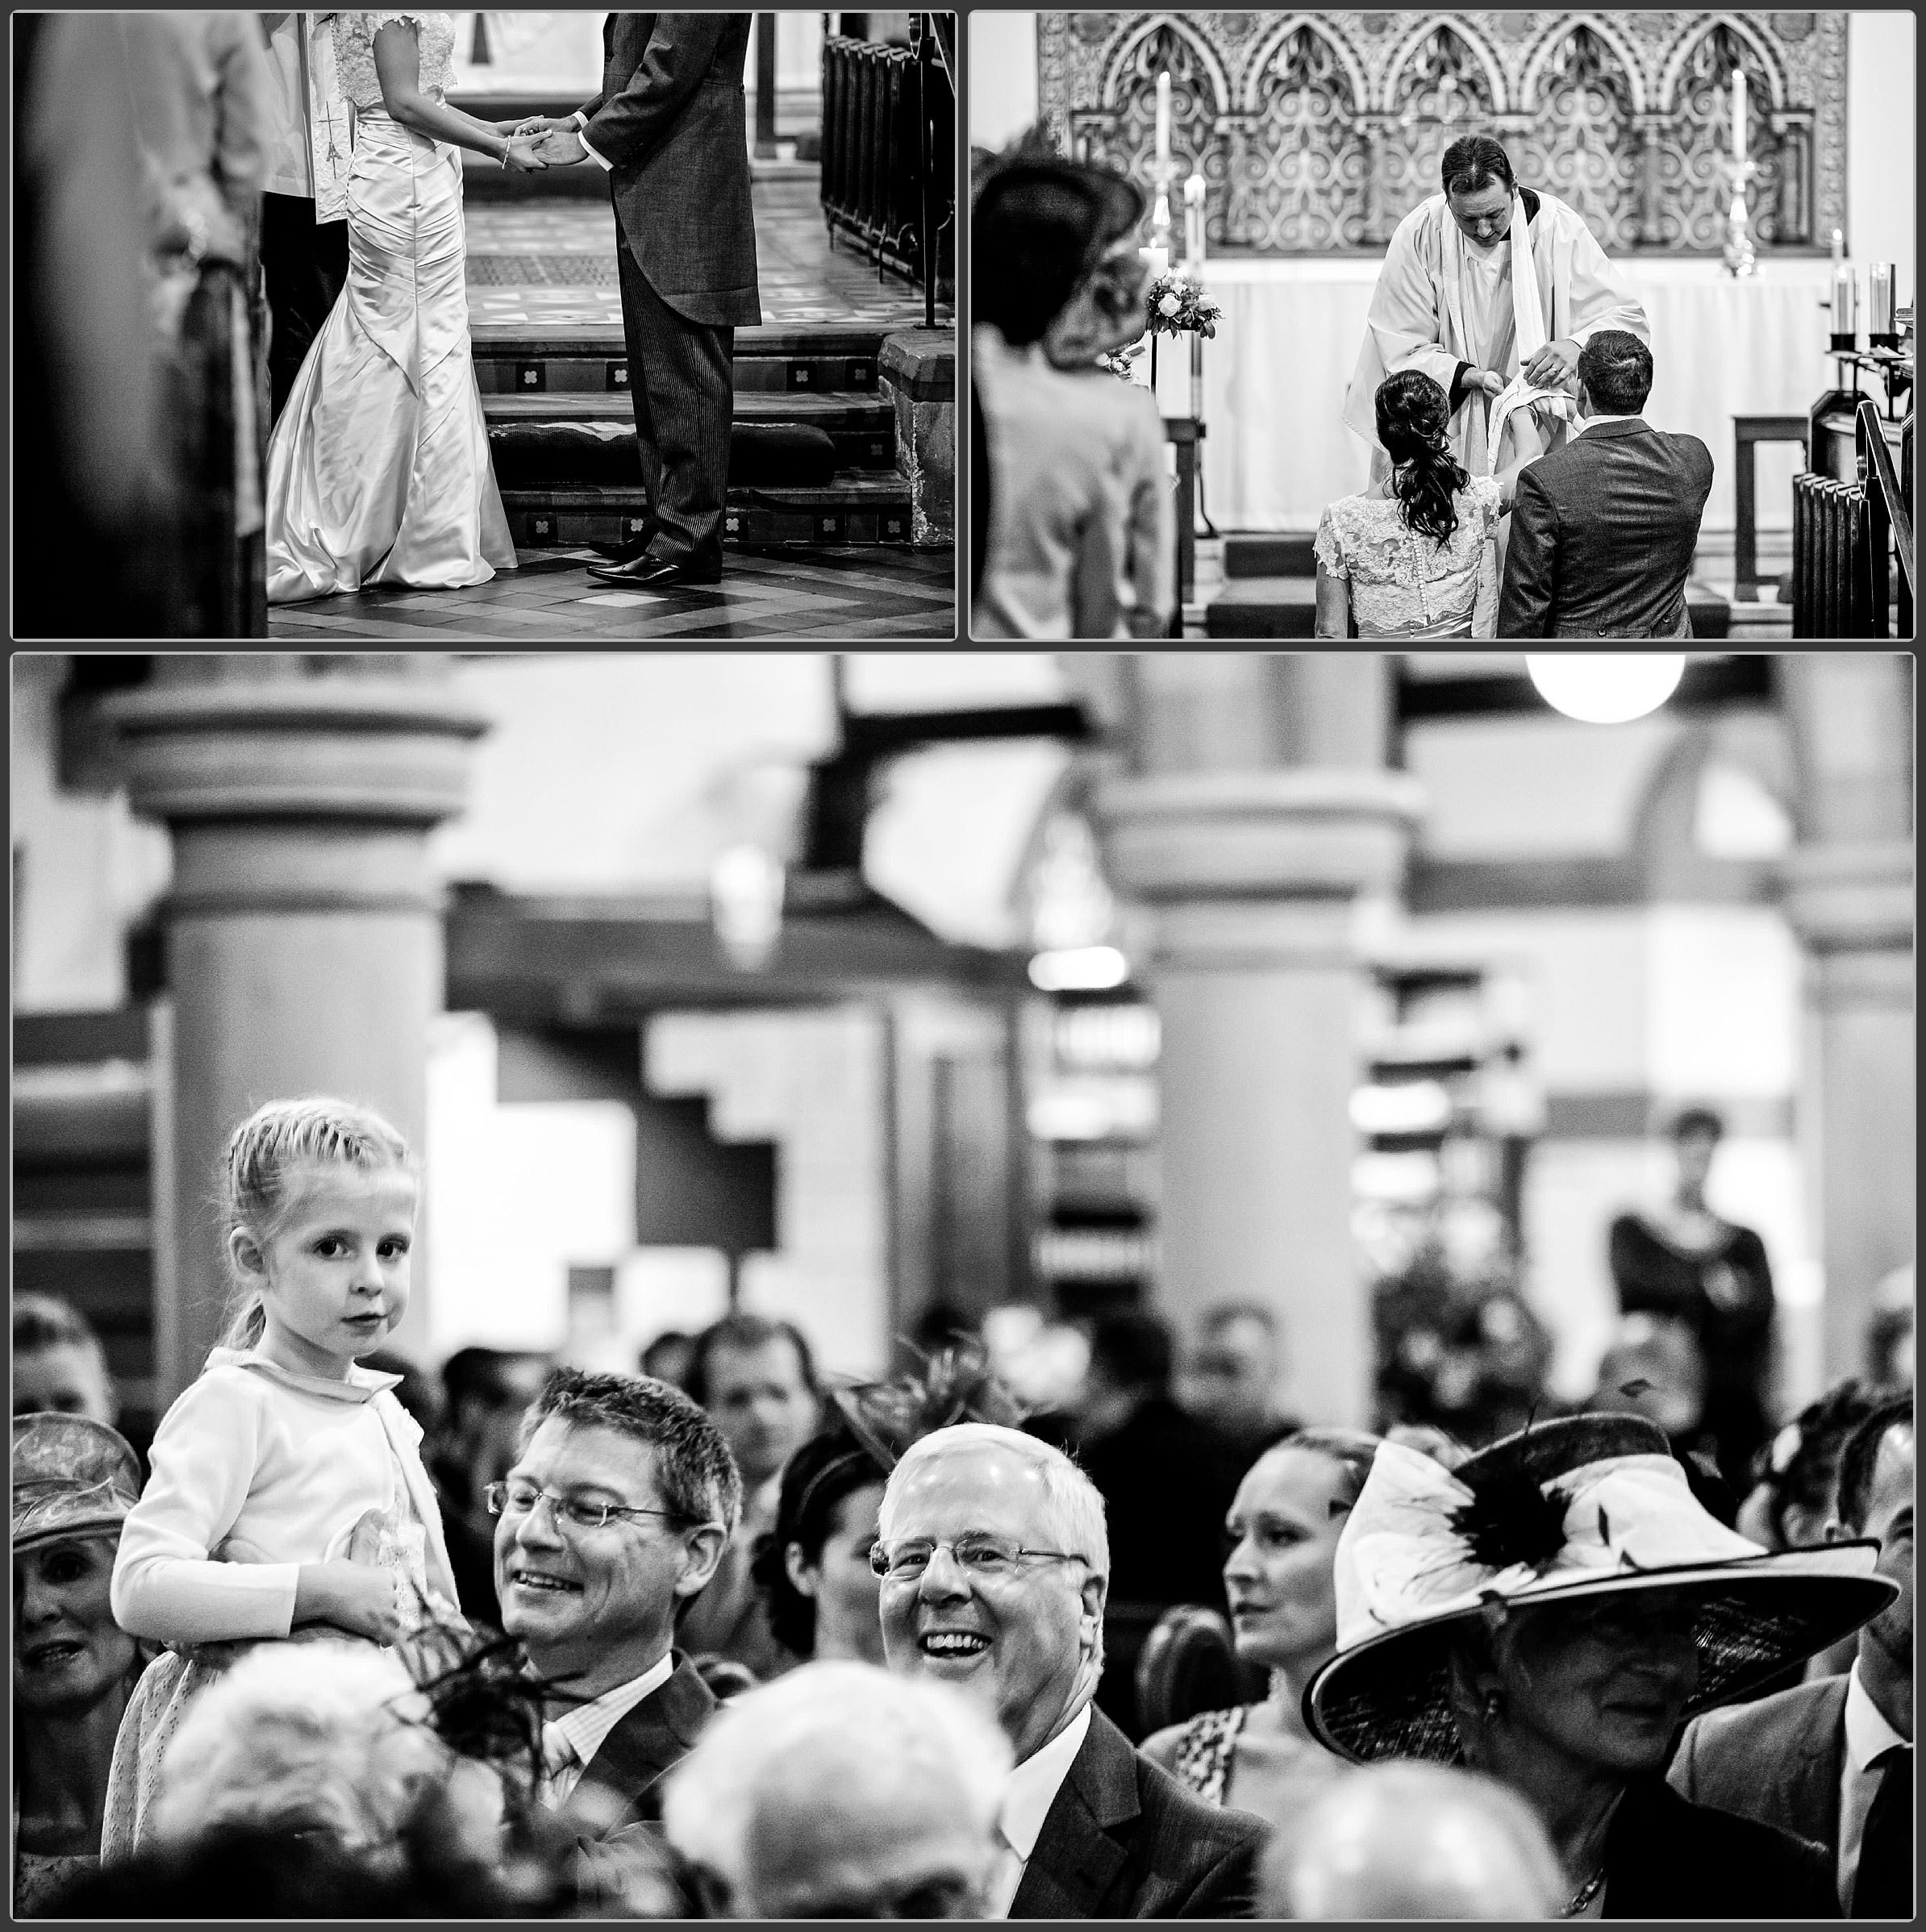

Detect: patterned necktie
[540, 1722, 578, 1802]
[1853, 1743, 1913, 1919]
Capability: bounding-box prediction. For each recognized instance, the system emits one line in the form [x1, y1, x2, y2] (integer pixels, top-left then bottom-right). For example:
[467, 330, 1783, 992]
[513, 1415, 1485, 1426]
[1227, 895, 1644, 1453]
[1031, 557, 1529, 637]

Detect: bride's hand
[503, 136, 548, 173]
[512, 115, 577, 137]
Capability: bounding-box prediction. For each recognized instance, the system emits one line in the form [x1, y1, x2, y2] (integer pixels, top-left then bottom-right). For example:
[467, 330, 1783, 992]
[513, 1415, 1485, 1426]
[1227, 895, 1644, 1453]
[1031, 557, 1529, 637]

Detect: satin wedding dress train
[265, 107, 514, 604]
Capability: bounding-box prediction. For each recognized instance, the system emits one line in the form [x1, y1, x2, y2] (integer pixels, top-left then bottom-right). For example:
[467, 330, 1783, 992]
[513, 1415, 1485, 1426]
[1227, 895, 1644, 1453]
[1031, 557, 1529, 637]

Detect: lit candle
[1184, 171, 1206, 266]
[1140, 243, 1169, 283]
[1831, 227, 1844, 265]
[1731, 69, 1747, 161]
[1156, 71, 1171, 171]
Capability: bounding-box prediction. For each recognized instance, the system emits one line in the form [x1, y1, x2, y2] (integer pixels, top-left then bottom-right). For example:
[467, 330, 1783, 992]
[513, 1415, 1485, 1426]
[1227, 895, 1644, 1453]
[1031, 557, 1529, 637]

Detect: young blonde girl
[101, 1097, 461, 1857]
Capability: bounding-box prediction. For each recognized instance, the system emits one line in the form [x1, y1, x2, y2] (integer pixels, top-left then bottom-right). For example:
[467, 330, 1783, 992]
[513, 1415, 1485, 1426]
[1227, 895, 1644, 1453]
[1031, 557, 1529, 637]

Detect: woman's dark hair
[1375, 370, 1470, 546]
[973, 158, 1144, 347]
[749, 1422, 888, 1659]
[1440, 135, 1515, 199]
[1746, 1378, 1886, 1547]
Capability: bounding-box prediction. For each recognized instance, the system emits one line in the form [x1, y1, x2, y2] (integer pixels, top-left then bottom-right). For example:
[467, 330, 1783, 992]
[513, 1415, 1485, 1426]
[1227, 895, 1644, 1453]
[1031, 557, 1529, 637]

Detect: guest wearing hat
[1305, 1414, 1895, 1918]
[12, 1413, 147, 1916]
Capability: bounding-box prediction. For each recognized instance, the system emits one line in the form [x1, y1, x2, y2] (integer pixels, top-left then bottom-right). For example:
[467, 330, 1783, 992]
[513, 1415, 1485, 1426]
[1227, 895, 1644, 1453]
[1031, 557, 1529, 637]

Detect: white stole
[1482, 193, 1573, 476]
[304, 15, 354, 223]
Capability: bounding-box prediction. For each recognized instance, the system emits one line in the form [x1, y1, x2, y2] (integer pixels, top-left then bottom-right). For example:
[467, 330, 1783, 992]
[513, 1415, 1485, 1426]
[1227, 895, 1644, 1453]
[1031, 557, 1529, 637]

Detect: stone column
[106, 657, 489, 1402]
[1778, 654, 1915, 1384]
[1097, 742, 1424, 1427]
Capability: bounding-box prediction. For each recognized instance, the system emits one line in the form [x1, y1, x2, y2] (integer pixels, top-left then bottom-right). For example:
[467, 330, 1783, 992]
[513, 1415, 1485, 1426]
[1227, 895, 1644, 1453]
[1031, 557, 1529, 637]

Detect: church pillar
[106, 657, 489, 1401]
[1778, 655, 1914, 1383]
[1096, 656, 1422, 1426]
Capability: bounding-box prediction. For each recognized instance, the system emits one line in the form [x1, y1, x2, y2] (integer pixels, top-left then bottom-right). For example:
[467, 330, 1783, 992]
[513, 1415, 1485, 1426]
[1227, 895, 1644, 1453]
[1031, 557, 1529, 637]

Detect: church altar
[1150, 257, 1834, 534]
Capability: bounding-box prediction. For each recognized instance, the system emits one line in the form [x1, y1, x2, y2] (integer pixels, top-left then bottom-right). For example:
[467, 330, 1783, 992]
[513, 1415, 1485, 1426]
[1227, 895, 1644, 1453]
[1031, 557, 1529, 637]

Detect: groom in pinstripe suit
[532, 15, 761, 586]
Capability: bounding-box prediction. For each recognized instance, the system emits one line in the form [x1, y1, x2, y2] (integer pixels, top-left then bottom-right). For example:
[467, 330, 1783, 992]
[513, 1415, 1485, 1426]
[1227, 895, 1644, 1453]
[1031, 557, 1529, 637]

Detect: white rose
[1158, 292, 1181, 318]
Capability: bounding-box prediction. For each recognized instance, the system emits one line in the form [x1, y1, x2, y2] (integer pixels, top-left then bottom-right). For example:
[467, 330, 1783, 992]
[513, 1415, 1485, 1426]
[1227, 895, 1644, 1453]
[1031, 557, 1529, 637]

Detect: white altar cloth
[1154, 258, 1833, 535]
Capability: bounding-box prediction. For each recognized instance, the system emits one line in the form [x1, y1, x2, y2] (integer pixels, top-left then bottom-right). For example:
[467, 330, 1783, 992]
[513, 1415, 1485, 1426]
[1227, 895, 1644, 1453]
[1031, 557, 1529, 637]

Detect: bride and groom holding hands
[266, 12, 758, 607]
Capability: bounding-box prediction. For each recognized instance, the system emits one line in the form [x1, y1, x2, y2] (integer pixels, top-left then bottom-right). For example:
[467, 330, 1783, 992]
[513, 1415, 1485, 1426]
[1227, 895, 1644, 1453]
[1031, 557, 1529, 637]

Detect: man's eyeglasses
[483, 1480, 692, 1535]
[868, 1534, 1088, 1581]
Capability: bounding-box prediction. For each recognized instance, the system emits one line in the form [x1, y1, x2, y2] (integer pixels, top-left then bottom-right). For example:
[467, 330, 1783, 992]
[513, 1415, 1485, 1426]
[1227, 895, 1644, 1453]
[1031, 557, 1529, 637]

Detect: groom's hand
[535, 128, 587, 165]
[1522, 338, 1581, 388]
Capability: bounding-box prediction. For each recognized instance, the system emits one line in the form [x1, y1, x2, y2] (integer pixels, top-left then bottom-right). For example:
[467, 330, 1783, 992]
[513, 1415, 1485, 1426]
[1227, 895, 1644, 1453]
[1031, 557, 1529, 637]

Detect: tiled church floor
[265, 173, 956, 640]
[266, 544, 956, 641]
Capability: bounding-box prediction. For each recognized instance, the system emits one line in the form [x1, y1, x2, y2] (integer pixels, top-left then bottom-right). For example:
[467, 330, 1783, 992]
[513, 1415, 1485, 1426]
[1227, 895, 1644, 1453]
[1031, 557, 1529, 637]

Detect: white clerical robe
[1343, 189, 1649, 475]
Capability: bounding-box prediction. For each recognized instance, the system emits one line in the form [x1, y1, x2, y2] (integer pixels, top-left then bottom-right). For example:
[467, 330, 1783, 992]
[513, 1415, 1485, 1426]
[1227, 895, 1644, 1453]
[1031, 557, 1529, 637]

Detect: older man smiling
[875, 1422, 1263, 1917]
[490, 1369, 739, 1836]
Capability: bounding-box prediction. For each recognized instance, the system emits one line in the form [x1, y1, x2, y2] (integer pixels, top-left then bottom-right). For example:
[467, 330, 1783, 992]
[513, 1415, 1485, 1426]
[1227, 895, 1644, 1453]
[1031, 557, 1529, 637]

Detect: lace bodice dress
[333, 11, 457, 109]
[1314, 474, 1504, 639]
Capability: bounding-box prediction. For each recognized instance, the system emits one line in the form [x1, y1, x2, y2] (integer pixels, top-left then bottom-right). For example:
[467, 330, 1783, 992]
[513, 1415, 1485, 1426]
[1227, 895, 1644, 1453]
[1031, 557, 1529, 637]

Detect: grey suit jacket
[572, 1651, 718, 1834]
[1010, 1706, 1264, 1919]
[1669, 1672, 1849, 1874]
[580, 14, 761, 327]
[1497, 416, 1714, 638]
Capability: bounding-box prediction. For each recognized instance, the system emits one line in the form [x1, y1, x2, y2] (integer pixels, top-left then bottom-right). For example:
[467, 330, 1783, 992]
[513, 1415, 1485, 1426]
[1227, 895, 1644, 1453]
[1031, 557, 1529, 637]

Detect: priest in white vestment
[1344, 135, 1649, 481]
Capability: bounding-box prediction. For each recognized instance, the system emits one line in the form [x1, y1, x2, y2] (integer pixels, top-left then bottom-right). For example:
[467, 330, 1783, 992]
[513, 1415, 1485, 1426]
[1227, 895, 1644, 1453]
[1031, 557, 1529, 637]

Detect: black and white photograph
[15, 11, 956, 641]
[967, 10, 1913, 639]
[11, 648, 1915, 1918]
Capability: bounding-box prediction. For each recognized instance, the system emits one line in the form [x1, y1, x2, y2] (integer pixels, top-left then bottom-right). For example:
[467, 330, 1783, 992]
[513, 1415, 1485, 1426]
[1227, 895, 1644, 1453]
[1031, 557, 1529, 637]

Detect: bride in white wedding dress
[265, 11, 543, 605]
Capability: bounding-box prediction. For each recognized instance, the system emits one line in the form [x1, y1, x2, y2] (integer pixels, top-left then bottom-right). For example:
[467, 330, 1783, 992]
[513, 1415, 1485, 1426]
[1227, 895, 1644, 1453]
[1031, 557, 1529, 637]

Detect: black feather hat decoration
[827, 1338, 1030, 1472]
[398, 1616, 585, 1797]
[1448, 1463, 1571, 1576]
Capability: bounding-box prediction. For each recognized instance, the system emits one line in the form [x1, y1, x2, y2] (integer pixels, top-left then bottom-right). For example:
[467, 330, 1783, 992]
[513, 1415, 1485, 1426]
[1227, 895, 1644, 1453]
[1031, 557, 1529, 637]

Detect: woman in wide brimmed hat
[1305, 1413, 1895, 1919]
[12, 1413, 148, 1916]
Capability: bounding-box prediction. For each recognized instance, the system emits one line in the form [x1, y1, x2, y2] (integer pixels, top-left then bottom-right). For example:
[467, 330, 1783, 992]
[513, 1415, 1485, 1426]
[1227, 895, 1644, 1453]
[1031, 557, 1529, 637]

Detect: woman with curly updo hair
[1315, 370, 1520, 639]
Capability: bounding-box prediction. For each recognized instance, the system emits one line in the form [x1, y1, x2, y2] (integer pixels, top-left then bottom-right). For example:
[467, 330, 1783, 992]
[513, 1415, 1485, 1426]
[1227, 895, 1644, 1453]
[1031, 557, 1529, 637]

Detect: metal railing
[1858, 398, 1914, 640]
[821, 18, 954, 325]
[1791, 402, 1915, 638]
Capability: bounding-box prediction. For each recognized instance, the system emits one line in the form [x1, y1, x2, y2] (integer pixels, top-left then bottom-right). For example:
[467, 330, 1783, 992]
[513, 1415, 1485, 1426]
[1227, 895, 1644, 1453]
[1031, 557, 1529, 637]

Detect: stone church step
[473, 325, 900, 399]
[502, 473, 913, 551]
[482, 390, 898, 471]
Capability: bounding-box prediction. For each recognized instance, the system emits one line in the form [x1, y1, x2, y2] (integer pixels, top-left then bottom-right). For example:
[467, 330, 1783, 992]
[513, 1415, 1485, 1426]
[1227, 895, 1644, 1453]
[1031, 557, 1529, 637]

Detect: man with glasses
[490, 1368, 740, 1837]
[875, 1422, 1262, 1917]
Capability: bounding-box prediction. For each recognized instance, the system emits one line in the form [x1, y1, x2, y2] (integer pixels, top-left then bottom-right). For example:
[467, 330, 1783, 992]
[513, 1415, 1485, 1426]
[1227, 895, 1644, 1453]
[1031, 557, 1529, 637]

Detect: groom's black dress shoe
[585, 552, 723, 589]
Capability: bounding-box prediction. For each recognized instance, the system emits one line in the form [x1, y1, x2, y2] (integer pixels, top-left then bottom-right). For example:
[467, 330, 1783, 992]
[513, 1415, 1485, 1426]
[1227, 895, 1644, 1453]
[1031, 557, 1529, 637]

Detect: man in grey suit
[876, 1422, 1263, 1917]
[1669, 1394, 1913, 1917]
[1497, 329, 1713, 637]
[529, 15, 760, 588]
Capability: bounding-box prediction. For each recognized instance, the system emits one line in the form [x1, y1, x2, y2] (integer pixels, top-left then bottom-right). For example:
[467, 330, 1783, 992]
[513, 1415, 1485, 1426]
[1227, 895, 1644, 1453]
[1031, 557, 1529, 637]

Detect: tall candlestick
[1831, 263, 1857, 351]
[1183, 171, 1206, 267]
[1731, 69, 1747, 160]
[1869, 262, 1897, 348]
[1156, 71, 1171, 170]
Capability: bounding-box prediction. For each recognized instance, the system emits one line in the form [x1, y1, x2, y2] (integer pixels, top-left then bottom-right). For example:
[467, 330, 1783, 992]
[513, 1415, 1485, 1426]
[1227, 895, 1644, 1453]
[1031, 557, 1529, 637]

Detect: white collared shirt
[572, 109, 615, 173]
[1571, 410, 1645, 437]
[985, 1702, 1093, 1918]
[542, 1651, 675, 1806]
[1837, 1661, 1909, 1909]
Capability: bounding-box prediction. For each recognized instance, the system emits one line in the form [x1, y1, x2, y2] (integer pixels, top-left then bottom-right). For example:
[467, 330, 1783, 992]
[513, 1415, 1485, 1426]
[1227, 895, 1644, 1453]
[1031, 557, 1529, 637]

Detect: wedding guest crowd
[13, 1091, 1916, 1919]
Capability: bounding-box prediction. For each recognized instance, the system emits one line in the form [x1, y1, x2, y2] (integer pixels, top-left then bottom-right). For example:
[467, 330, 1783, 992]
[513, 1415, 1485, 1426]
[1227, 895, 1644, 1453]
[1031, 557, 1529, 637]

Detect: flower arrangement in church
[1144, 271, 1220, 339]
